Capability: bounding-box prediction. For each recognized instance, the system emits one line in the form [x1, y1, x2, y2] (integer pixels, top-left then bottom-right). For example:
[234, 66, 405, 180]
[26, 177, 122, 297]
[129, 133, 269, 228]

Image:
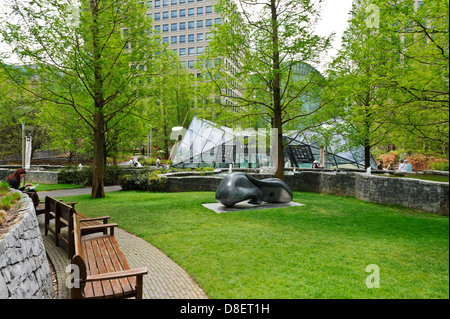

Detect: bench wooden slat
[71, 214, 148, 299]
[95, 238, 118, 298]
[103, 236, 134, 296]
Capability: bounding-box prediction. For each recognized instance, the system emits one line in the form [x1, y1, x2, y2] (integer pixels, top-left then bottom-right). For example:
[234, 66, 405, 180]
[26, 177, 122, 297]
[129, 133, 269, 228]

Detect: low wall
[0, 169, 58, 184]
[164, 171, 449, 216]
[0, 191, 54, 299]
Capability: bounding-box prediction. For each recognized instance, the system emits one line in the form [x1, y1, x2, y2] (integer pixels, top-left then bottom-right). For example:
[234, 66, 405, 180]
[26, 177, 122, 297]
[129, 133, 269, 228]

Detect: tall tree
[328, 0, 449, 165]
[197, 0, 332, 179]
[0, 0, 163, 198]
[384, 0, 449, 154]
[326, 0, 400, 168]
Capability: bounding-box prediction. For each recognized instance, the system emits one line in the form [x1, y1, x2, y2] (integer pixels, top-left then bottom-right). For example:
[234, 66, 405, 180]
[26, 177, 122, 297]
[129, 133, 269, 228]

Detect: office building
[145, 0, 221, 71]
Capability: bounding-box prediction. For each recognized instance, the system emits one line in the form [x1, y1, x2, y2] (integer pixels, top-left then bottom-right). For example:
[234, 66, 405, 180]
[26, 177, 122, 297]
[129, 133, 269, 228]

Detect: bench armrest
[80, 223, 118, 233]
[79, 216, 110, 222]
[84, 268, 148, 282]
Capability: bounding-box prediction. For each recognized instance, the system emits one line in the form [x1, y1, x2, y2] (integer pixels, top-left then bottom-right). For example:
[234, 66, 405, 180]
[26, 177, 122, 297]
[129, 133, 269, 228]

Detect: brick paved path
[37, 187, 208, 299]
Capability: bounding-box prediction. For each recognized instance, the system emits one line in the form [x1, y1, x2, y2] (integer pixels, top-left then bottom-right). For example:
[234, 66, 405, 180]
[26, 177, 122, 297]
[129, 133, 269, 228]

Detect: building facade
[146, 0, 221, 71]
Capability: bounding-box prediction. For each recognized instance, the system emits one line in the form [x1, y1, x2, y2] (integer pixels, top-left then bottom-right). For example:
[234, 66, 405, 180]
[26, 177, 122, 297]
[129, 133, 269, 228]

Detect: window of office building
[155, 12, 161, 20]
[163, 11, 169, 19]
[180, 22, 186, 30]
[155, 25, 161, 32]
[197, 7, 203, 15]
[171, 36, 177, 43]
[197, 33, 203, 41]
[188, 8, 194, 16]
[188, 60, 195, 69]
[180, 9, 186, 17]
[171, 0, 177, 4]
[155, 0, 161, 7]
[147, 1, 152, 8]
[181, 61, 186, 68]
[188, 0, 194, 3]
[180, 35, 186, 43]
[188, 21, 194, 29]
[188, 34, 195, 42]
[163, 0, 169, 6]
[205, 5, 212, 14]
[147, 13, 152, 20]
[171, 23, 177, 31]
[205, 19, 212, 27]
[180, 48, 186, 56]
[163, 24, 169, 32]
[163, 37, 169, 43]
[197, 20, 203, 28]
[188, 47, 195, 56]
[215, 18, 221, 25]
[197, 46, 203, 55]
[171, 10, 177, 18]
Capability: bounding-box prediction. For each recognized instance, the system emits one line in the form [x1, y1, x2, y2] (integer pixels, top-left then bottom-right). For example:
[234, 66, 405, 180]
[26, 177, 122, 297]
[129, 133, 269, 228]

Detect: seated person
[4, 168, 32, 191]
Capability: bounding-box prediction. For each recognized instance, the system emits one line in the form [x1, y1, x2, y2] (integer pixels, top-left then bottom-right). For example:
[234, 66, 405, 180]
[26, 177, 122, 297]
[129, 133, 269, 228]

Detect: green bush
[429, 161, 449, 172]
[120, 173, 149, 191]
[147, 176, 167, 192]
[59, 165, 138, 186]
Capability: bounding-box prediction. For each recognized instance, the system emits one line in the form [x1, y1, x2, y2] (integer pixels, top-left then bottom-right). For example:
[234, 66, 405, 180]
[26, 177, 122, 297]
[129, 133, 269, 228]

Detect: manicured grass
[35, 184, 85, 192]
[60, 191, 449, 299]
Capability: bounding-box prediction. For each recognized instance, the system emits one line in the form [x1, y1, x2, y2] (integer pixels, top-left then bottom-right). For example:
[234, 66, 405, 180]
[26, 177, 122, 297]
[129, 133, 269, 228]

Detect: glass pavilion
[171, 117, 376, 170]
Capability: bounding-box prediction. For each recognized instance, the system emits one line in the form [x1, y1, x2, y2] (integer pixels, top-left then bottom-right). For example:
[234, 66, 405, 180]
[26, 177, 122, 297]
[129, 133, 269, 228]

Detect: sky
[314, 0, 354, 72]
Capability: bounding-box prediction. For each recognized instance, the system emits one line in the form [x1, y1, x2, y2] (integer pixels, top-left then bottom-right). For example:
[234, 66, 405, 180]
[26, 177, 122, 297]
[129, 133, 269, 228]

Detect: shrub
[429, 161, 450, 172]
[120, 173, 149, 191]
[147, 176, 167, 192]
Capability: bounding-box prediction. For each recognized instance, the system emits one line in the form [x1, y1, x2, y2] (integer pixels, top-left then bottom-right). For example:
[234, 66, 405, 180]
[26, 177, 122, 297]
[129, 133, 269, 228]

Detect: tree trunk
[90, 0, 105, 198]
[271, 0, 284, 180]
[364, 143, 371, 169]
[92, 111, 105, 198]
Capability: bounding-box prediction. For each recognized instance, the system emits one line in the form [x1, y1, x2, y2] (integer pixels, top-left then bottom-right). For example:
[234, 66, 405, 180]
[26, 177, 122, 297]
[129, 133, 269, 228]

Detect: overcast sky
[314, 0, 354, 72]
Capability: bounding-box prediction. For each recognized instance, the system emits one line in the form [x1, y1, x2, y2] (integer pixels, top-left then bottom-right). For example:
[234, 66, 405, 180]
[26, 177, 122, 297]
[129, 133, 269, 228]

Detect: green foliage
[327, 0, 449, 161]
[0, 181, 10, 195]
[59, 165, 131, 186]
[429, 161, 450, 172]
[0, 191, 21, 210]
[119, 172, 167, 192]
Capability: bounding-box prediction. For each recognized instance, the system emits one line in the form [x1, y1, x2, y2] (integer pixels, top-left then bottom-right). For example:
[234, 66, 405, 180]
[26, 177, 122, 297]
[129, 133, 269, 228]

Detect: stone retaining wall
[0, 168, 58, 184]
[0, 191, 54, 299]
[164, 171, 449, 216]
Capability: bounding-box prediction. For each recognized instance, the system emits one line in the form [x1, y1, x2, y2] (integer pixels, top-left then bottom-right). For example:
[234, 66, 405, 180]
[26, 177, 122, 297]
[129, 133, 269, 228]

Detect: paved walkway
[37, 187, 208, 299]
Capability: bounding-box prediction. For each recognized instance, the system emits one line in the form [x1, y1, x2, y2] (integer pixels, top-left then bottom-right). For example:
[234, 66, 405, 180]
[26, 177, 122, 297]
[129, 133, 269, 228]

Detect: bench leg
[136, 275, 144, 299]
[55, 219, 60, 246]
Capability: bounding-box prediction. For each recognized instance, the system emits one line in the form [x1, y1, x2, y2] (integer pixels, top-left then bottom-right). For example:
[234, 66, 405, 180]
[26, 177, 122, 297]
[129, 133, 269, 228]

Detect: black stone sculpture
[215, 172, 293, 207]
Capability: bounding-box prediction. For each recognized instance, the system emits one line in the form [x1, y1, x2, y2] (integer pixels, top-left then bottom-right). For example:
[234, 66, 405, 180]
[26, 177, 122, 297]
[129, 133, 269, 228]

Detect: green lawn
[60, 191, 449, 299]
[35, 184, 85, 192]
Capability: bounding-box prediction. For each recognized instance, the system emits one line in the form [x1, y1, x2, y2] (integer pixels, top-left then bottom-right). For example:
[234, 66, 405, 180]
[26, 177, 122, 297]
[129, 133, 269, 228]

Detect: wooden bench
[44, 196, 117, 258]
[24, 191, 45, 216]
[71, 214, 148, 299]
